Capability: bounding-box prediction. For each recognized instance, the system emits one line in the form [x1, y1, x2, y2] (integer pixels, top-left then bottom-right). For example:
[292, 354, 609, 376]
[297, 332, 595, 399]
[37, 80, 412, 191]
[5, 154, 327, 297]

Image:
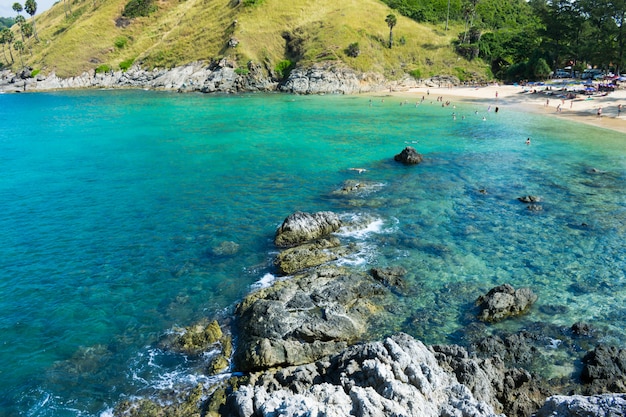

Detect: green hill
[6, 0, 489, 81]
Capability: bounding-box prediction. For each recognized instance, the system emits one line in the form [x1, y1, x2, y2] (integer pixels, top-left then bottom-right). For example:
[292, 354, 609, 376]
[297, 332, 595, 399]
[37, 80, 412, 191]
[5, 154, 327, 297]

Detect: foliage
[274, 59, 293, 78]
[345, 42, 360, 57]
[385, 13, 397, 48]
[122, 0, 157, 18]
[409, 68, 421, 79]
[114, 36, 128, 49]
[119, 58, 134, 71]
[0, 17, 15, 30]
[31, 68, 39, 76]
[95, 64, 112, 73]
[234, 67, 249, 75]
[243, 0, 264, 6]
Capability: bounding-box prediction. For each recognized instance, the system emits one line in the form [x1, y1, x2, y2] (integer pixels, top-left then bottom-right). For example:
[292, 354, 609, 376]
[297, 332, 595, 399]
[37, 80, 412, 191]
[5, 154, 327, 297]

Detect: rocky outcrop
[432, 344, 547, 417]
[226, 333, 503, 417]
[581, 345, 626, 393]
[534, 394, 626, 417]
[1, 59, 418, 94]
[274, 211, 341, 248]
[394, 146, 424, 165]
[274, 237, 352, 275]
[475, 284, 537, 322]
[233, 265, 390, 372]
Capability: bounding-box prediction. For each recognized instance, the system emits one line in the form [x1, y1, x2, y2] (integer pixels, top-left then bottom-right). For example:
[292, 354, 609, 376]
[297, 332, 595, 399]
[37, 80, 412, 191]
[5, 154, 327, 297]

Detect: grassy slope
[15, 0, 487, 79]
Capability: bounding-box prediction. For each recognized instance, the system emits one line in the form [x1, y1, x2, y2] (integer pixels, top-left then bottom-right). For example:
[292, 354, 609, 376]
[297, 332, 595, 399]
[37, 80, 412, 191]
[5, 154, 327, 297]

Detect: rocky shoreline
[111, 148, 625, 417]
[0, 60, 457, 95]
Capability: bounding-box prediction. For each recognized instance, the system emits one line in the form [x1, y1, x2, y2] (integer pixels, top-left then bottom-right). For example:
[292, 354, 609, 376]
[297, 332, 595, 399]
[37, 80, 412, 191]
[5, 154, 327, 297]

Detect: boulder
[475, 284, 537, 323]
[274, 237, 351, 275]
[535, 394, 626, 417]
[394, 146, 424, 165]
[233, 266, 388, 371]
[274, 211, 341, 248]
[581, 345, 626, 393]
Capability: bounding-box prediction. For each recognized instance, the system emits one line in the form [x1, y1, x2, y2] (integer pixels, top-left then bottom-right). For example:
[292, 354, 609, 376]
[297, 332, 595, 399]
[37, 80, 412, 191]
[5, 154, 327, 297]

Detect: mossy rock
[174, 320, 223, 355]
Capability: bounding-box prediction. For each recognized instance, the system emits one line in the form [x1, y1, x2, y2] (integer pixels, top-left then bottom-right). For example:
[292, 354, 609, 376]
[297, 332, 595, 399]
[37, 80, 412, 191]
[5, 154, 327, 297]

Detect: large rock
[535, 394, 626, 417]
[475, 284, 537, 323]
[226, 333, 503, 417]
[274, 237, 351, 275]
[394, 146, 424, 165]
[581, 345, 626, 393]
[274, 211, 341, 248]
[233, 265, 388, 372]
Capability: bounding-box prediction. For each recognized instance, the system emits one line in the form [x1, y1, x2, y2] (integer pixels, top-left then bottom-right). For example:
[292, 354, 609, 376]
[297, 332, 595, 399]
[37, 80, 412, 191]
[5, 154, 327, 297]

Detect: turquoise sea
[0, 90, 624, 416]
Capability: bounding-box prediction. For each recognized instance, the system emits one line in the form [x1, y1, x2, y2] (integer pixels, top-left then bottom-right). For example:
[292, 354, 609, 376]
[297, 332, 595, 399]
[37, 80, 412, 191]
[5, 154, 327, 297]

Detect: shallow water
[0, 90, 624, 416]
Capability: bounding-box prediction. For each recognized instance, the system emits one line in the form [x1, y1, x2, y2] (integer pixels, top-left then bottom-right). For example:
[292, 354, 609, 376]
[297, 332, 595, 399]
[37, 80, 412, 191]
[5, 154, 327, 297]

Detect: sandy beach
[404, 84, 626, 134]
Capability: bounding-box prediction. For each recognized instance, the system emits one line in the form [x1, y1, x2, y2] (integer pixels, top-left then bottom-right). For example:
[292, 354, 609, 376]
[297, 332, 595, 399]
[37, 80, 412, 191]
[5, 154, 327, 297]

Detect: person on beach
[618, 104, 622, 117]
[597, 106, 602, 118]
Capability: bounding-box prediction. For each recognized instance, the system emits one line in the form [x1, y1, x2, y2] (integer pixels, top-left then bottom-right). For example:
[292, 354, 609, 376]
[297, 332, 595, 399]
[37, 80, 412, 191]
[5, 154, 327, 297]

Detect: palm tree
[24, 0, 39, 41]
[385, 13, 397, 49]
[14, 39, 25, 68]
[14, 15, 26, 43]
[12, 2, 23, 15]
[0, 28, 15, 64]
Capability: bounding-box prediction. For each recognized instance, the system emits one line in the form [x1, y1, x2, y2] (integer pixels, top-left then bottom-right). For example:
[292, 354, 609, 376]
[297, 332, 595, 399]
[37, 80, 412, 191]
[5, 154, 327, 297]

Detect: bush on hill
[122, 0, 157, 18]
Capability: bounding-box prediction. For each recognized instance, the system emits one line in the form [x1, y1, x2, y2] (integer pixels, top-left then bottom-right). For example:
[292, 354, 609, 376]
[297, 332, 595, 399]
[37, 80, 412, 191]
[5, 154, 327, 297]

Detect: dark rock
[475, 284, 537, 322]
[370, 266, 407, 291]
[581, 345, 626, 393]
[517, 195, 541, 203]
[331, 179, 382, 196]
[274, 211, 341, 248]
[535, 394, 626, 417]
[572, 322, 594, 337]
[394, 146, 424, 165]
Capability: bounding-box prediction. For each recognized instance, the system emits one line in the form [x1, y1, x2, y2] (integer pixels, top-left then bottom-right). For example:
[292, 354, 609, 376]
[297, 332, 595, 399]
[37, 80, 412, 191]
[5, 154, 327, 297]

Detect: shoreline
[400, 84, 626, 135]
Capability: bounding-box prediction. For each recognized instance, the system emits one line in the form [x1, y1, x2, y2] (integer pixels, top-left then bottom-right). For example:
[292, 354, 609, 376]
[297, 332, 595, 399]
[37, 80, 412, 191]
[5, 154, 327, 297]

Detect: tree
[14, 39, 25, 67]
[24, 0, 39, 41]
[385, 13, 397, 48]
[14, 15, 26, 43]
[12, 2, 23, 14]
[0, 28, 15, 64]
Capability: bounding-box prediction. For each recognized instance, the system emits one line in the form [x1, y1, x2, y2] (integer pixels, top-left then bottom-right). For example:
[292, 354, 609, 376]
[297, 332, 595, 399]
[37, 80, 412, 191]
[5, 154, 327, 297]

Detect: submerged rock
[475, 284, 537, 323]
[517, 195, 541, 203]
[394, 146, 424, 165]
[274, 211, 341, 248]
[535, 394, 626, 417]
[370, 266, 408, 292]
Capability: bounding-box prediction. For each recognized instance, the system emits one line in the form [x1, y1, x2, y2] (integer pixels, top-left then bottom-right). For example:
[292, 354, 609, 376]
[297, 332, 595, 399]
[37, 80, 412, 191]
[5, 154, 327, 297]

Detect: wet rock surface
[274, 211, 342, 248]
[394, 146, 424, 165]
[475, 284, 538, 322]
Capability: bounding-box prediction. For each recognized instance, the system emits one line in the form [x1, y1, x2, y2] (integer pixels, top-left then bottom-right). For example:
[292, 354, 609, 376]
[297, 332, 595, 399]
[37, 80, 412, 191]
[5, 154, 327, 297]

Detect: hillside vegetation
[7, 0, 489, 80]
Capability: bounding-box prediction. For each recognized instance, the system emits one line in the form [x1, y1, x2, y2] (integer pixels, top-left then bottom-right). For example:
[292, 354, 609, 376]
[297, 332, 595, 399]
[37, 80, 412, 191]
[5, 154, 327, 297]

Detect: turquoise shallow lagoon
[0, 90, 624, 416]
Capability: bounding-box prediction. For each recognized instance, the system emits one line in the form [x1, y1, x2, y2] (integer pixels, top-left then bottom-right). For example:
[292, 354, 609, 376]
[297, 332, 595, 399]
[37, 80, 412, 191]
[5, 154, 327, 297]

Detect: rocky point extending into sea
[107, 148, 626, 417]
[0, 60, 465, 94]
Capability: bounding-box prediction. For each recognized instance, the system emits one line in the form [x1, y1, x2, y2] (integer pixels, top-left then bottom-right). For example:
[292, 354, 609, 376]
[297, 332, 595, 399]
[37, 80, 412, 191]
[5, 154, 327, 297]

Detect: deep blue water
[0, 90, 624, 416]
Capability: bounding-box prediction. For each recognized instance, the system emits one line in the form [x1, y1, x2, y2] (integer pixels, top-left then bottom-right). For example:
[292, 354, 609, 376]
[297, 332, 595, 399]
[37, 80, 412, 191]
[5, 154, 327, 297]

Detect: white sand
[403, 84, 626, 134]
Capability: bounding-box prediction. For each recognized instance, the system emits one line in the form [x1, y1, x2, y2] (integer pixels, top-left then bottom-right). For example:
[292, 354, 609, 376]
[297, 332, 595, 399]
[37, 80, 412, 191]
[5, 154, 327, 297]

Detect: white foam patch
[250, 273, 277, 290]
[336, 213, 397, 239]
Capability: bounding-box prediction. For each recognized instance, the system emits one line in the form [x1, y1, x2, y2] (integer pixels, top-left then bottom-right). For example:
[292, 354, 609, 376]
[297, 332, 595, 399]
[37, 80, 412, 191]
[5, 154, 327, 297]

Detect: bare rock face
[274, 237, 351, 275]
[274, 211, 342, 248]
[227, 333, 503, 417]
[534, 394, 626, 417]
[233, 265, 389, 372]
[475, 284, 537, 323]
[394, 146, 424, 165]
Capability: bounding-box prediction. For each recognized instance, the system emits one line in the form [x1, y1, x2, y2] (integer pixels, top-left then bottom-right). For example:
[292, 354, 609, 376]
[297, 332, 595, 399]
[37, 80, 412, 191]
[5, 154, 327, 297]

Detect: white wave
[250, 272, 277, 290]
[336, 213, 396, 239]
